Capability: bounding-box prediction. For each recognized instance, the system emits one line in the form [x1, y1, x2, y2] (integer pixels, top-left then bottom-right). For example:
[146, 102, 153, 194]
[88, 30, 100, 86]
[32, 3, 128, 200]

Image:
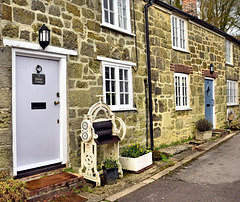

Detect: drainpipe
[144, 0, 154, 150]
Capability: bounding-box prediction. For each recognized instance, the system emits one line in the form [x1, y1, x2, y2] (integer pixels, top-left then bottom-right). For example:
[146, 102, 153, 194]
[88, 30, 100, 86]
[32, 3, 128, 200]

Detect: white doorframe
[12, 48, 68, 176]
[204, 77, 215, 129]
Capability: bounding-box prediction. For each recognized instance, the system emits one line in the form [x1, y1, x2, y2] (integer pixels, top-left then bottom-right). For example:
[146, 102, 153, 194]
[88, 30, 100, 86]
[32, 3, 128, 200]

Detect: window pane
[124, 70, 128, 80]
[125, 82, 128, 92]
[123, 18, 127, 29]
[109, 0, 114, 11]
[125, 94, 129, 104]
[111, 68, 115, 79]
[118, 15, 123, 28]
[106, 93, 110, 105]
[119, 69, 123, 80]
[105, 67, 109, 79]
[123, 0, 127, 16]
[106, 81, 110, 92]
[120, 81, 123, 92]
[104, 0, 108, 9]
[110, 12, 114, 25]
[111, 81, 115, 92]
[112, 93, 116, 105]
[175, 18, 178, 47]
[120, 94, 124, 104]
[104, 11, 109, 23]
[227, 82, 229, 103]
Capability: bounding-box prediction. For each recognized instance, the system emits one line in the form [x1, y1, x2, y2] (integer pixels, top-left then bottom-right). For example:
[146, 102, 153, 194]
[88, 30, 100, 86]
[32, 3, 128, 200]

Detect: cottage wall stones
[0, 0, 148, 172]
[0, 47, 12, 174]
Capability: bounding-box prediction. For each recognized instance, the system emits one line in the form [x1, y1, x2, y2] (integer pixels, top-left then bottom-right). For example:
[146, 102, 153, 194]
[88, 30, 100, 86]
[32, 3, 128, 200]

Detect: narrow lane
[118, 133, 240, 202]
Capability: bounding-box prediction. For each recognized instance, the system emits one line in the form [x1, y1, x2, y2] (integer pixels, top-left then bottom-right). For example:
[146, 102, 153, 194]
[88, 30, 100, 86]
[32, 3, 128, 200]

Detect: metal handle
[54, 101, 60, 105]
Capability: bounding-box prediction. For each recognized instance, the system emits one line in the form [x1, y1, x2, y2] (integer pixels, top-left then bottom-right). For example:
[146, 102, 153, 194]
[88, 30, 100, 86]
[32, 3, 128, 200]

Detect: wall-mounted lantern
[210, 63, 214, 74]
[39, 24, 50, 50]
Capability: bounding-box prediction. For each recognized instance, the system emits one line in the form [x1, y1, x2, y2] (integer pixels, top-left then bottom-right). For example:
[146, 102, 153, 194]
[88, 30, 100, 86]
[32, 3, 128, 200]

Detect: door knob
[54, 101, 60, 105]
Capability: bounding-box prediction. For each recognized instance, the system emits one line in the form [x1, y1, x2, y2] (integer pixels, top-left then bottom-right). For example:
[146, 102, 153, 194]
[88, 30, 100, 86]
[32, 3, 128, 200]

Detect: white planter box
[119, 152, 152, 172]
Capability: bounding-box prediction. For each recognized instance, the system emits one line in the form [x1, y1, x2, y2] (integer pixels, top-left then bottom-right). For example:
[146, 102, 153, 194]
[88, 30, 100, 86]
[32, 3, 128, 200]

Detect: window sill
[100, 24, 135, 37]
[172, 47, 190, 54]
[227, 104, 239, 107]
[111, 108, 137, 112]
[175, 108, 192, 111]
[226, 62, 234, 67]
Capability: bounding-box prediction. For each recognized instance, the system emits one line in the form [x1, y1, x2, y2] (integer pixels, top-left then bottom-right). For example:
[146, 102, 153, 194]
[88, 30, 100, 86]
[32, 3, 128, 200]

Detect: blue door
[205, 79, 214, 127]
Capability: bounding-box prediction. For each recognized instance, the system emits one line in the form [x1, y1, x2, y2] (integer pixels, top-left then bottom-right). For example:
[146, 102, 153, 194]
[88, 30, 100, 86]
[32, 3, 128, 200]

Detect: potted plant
[195, 118, 213, 140]
[102, 158, 119, 185]
[119, 143, 152, 172]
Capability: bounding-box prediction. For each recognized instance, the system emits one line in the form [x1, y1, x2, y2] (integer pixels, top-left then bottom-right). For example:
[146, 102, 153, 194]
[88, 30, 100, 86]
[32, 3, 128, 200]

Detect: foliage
[161, 154, 170, 162]
[102, 158, 119, 169]
[121, 143, 150, 158]
[196, 118, 213, 132]
[63, 167, 75, 173]
[155, 136, 193, 150]
[163, 0, 240, 35]
[0, 170, 29, 201]
[163, 0, 182, 9]
[199, 0, 240, 34]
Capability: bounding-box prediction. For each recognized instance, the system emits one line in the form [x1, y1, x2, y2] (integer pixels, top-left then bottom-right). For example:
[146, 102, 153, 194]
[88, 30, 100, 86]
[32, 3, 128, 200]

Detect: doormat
[53, 193, 88, 202]
[25, 172, 78, 191]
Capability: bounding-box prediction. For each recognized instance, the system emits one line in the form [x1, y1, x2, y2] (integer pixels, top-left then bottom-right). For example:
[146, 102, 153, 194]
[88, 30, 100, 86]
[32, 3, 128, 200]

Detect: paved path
[118, 134, 240, 202]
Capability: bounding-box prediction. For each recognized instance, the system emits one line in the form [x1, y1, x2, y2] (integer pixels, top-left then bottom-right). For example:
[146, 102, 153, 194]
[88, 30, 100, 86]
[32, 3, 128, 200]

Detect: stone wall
[0, 47, 12, 174]
[0, 0, 148, 171]
[148, 6, 230, 146]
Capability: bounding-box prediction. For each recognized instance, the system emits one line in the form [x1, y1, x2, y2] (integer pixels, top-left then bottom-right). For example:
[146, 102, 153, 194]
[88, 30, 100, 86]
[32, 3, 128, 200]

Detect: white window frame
[225, 40, 233, 65]
[101, 0, 132, 35]
[99, 57, 135, 111]
[227, 80, 238, 106]
[174, 73, 190, 110]
[171, 15, 187, 52]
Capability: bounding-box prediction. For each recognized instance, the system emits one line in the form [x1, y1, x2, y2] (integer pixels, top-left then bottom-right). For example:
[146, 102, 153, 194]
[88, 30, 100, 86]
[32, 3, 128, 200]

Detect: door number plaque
[32, 73, 45, 85]
[32, 65, 45, 85]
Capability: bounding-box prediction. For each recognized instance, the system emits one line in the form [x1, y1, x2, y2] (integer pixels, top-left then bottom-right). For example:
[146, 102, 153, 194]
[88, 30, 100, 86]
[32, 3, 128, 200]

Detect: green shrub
[0, 170, 29, 201]
[196, 118, 213, 132]
[121, 143, 150, 158]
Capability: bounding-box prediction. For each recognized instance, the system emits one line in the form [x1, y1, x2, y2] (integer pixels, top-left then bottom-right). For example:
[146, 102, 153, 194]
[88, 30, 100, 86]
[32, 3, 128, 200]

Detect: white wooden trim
[101, 0, 132, 34]
[12, 48, 68, 176]
[171, 15, 188, 52]
[204, 77, 215, 129]
[3, 38, 77, 56]
[101, 60, 134, 111]
[174, 73, 190, 110]
[97, 56, 136, 66]
[100, 24, 135, 36]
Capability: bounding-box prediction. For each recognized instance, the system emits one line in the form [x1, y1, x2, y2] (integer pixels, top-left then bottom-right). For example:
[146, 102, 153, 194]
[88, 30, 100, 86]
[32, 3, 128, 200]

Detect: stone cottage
[146, 0, 240, 146]
[0, 0, 239, 177]
[0, 0, 149, 176]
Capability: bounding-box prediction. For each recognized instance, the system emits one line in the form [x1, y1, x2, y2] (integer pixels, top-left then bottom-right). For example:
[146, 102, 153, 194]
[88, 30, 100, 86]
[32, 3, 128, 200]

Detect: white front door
[16, 56, 61, 172]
